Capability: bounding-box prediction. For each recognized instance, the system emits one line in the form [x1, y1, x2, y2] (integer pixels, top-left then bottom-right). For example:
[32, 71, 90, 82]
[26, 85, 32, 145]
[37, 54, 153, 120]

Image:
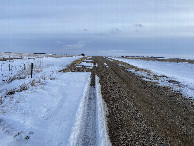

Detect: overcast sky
[0, 0, 194, 57]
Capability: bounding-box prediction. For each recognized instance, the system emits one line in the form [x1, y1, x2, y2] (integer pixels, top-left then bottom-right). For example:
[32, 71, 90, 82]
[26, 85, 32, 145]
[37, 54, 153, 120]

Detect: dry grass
[0, 57, 22, 61]
[16, 84, 28, 92]
[7, 89, 15, 95]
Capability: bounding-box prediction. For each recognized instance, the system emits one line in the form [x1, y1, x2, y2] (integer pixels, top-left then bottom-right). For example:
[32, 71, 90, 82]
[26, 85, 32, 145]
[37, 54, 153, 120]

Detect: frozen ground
[115, 58, 194, 99]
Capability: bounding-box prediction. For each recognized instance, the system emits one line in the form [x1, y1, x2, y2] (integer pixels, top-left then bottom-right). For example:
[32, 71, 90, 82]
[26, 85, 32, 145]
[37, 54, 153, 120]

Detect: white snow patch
[79, 62, 93, 67]
[69, 74, 92, 145]
[95, 76, 111, 146]
[104, 63, 108, 67]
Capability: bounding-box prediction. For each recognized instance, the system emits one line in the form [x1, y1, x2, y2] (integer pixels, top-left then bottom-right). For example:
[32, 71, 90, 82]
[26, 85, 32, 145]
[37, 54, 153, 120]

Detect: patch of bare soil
[93, 56, 194, 145]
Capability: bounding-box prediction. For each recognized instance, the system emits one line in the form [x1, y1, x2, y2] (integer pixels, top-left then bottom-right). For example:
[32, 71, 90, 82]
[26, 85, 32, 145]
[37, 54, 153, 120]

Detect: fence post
[24, 64, 26, 70]
[31, 63, 34, 78]
[9, 64, 11, 71]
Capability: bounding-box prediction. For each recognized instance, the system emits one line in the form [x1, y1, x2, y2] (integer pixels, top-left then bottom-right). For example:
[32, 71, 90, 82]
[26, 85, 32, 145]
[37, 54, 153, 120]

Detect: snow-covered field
[0, 72, 91, 146]
[0, 55, 111, 146]
[0, 56, 81, 99]
[115, 58, 194, 99]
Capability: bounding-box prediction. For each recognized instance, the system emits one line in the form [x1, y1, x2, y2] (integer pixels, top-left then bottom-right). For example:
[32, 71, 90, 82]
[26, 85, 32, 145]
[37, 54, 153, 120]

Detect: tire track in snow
[77, 86, 97, 145]
[69, 74, 111, 146]
[69, 76, 97, 146]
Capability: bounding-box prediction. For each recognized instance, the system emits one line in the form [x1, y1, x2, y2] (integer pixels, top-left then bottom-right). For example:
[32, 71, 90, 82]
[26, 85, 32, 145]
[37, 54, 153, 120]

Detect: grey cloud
[100, 50, 125, 53]
[0, 0, 194, 57]
[110, 28, 122, 35]
[135, 24, 143, 28]
[63, 41, 87, 49]
[56, 41, 63, 44]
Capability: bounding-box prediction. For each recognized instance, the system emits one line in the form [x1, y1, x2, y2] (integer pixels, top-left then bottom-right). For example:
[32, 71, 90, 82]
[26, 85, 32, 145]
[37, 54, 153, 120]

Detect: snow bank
[95, 76, 111, 146]
[115, 58, 194, 98]
[69, 73, 92, 145]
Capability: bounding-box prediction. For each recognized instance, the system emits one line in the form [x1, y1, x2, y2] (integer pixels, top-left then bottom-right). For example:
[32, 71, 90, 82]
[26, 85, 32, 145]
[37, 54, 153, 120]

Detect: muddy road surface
[92, 56, 194, 145]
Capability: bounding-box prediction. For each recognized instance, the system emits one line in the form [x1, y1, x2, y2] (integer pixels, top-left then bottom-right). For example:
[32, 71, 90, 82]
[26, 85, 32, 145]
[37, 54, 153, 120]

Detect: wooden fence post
[31, 63, 34, 78]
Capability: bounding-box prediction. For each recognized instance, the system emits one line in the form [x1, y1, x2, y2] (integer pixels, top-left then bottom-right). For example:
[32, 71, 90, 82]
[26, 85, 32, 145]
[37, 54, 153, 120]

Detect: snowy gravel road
[93, 56, 194, 145]
[2, 55, 194, 145]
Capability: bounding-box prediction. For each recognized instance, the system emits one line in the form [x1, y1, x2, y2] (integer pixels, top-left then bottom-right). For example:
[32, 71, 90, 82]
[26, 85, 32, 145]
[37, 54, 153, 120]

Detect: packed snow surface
[115, 58, 194, 98]
[0, 72, 91, 146]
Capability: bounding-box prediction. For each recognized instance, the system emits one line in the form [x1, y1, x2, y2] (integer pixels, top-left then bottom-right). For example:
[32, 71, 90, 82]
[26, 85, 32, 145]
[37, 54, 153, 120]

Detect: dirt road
[92, 56, 194, 145]
[63, 56, 194, 145]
